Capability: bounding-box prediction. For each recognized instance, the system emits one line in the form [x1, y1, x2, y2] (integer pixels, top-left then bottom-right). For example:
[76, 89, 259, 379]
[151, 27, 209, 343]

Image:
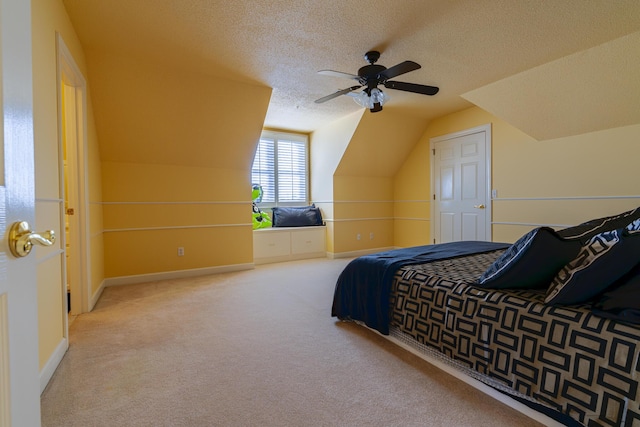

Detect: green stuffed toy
[251, 184, 272, 229]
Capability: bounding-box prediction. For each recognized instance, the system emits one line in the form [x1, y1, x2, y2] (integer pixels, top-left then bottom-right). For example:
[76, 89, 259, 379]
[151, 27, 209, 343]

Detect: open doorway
[57, 34, 90, 319]
[61, 82, 80, 318]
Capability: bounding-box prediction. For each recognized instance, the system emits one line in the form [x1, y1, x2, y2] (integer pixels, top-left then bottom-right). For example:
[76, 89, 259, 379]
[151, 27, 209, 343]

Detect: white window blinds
[251, 132, 308, 205]
[252, 138, 276, 203]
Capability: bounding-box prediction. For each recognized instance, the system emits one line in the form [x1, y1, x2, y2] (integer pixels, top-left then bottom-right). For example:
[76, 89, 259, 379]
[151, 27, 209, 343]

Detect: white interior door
[431, 125, 492, 244]
[0, 0, 42, 425]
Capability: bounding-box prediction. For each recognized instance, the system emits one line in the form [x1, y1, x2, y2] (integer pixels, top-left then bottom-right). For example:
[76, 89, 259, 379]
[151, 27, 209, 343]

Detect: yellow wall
[101, 162, 253, 276]
[332, 175, 394, 253]
[310, 110, 364, 201]
[310, 110, 363, 252]
[86, 53, 272, 278]
[393, 136, 431, 247]
[393, 106, 640, 247]
[32, 0, 105, 371]
[87, 99, 105, 297]
[315, 109, 427, 255]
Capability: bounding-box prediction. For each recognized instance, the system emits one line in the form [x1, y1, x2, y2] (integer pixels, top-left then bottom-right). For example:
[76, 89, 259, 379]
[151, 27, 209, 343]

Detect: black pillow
[271, 205, 323, 227]
[476, 227, 581, 289]
[545, 219, 640, 306]
[556, 206, 640, 243]
[592, 263, 640, 325]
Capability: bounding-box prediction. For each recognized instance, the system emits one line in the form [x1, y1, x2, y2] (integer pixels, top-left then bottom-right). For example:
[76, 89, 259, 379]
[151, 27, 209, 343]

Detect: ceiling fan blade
[378, 61, 421, 81]
[318, 70, 360, 80]
[384, 80, 439, 96]
[314, 86, 362, 103]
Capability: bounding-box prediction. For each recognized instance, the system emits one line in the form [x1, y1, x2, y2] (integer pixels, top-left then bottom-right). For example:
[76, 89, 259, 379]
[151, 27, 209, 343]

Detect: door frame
[56, 33, 91, 314]
[430, 124, 492, 243]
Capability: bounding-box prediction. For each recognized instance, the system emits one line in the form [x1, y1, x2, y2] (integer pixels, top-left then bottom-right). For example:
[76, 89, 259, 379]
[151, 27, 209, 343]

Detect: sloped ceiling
[462, 32, 640, 140]
[335, 111, 427, 177]
[86, 52, 272, 169]
[62, 0, 640, 134]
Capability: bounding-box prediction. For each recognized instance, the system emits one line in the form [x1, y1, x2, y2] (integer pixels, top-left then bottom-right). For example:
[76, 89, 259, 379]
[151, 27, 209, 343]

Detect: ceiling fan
[315, 50, 439, 112]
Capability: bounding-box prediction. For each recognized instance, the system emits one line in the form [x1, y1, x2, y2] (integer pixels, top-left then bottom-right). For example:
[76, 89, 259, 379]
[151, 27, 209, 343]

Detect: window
[251, 131, 308, 206]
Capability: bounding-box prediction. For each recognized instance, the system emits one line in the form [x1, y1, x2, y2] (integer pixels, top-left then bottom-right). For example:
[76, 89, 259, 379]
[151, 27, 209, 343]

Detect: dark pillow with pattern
[545, 218, 640, 306]
[476, 227, 581, 289]
[556, 206, 640, 243]
[592, 262, 640, 324]
[271, 205, 323, 227]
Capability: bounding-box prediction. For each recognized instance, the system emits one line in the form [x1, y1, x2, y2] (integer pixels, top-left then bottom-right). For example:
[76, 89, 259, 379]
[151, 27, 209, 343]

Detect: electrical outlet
[356, 233, 361, 241]
[369, 232, 374, 240]
[177, 247, 184, 256]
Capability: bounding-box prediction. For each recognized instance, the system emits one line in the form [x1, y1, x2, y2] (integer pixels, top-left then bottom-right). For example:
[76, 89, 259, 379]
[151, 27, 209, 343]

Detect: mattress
[389, 250, 640, 426]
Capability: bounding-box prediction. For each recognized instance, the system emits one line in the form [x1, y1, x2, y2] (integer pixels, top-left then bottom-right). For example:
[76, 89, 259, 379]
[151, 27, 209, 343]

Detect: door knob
[474, 204, 486, 209]
[8, 221, 56, 258]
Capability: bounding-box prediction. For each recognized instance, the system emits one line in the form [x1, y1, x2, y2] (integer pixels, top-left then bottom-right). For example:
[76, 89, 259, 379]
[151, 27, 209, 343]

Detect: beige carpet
[41, 257, 543, 427]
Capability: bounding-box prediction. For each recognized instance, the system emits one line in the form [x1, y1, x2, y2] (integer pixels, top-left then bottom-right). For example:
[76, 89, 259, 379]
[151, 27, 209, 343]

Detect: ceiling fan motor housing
[359, 50, 386, 86]
[358, 64, 386, 86]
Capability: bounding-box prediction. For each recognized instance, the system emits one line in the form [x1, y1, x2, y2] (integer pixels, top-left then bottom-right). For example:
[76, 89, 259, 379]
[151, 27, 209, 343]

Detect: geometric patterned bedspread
[389, 250, 640, 427]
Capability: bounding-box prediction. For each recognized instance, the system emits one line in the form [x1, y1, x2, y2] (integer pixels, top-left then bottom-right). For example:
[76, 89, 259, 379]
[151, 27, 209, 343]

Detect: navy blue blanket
[331, 241, 510, 335]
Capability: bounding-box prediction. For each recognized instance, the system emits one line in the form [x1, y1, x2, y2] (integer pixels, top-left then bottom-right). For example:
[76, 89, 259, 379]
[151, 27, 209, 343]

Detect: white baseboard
[103, 263, 255, 287]
[90, 279, 106, 311]
[328, 247, 396, 259]
[40, 338, 68, 394]
[254, 252, 326, 265]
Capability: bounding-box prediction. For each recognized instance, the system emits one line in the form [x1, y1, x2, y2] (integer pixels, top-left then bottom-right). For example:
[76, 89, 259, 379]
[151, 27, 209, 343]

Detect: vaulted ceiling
[63, 0, 640, 136]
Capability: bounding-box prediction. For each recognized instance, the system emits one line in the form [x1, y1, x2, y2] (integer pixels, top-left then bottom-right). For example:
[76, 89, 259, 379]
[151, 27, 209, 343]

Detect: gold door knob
[474, 204, 486, 209]
[8, 221, 56, 258]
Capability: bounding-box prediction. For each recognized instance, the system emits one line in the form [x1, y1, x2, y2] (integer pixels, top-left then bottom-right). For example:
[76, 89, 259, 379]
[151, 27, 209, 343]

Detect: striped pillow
[556, 206, 640, 243]
[546, 219, 640, 305]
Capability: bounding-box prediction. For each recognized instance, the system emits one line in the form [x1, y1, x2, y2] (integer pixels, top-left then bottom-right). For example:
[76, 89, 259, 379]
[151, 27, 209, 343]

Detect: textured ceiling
[463, 32, 640, 140]
[62, 0, 640, 133]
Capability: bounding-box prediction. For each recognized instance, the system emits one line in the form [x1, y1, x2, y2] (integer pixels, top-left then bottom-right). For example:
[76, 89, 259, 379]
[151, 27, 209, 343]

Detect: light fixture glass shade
[370, 88, 388, 105]
[351, 91, 370, 108]
[351, 88, 389, 110]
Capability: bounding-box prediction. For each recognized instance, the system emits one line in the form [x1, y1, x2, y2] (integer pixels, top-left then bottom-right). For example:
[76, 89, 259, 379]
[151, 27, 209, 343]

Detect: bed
[332, 208, 640, 427]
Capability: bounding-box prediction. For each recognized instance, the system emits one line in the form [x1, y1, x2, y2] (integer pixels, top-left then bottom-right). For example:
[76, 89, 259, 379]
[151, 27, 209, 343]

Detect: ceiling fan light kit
[350, 87, 389, 112]
[315, 50, 439, 112]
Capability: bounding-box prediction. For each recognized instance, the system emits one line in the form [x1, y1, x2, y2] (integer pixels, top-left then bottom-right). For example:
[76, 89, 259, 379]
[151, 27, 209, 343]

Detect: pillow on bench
[271, 205, 323, 227]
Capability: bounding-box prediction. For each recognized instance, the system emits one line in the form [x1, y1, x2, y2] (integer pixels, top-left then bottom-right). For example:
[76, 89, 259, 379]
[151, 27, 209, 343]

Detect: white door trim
[430, 124, 492, 243]
[56, 34, 92, 314]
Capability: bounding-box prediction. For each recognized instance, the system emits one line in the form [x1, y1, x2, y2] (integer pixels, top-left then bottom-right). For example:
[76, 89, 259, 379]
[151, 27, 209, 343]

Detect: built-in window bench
[253, 226, 326, 264]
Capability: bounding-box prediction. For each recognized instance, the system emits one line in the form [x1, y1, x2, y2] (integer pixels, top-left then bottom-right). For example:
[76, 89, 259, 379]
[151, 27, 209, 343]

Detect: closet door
[432, 125, 491, 243]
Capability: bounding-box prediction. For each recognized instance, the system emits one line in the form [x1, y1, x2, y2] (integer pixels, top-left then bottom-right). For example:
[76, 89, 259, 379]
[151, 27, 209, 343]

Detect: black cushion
[592, 262, 640, 325]
[556, 206, 640, 243]
[476, 227, 581, 289]
[271, 205, 323, 227]
[545, 218, 640, 306]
